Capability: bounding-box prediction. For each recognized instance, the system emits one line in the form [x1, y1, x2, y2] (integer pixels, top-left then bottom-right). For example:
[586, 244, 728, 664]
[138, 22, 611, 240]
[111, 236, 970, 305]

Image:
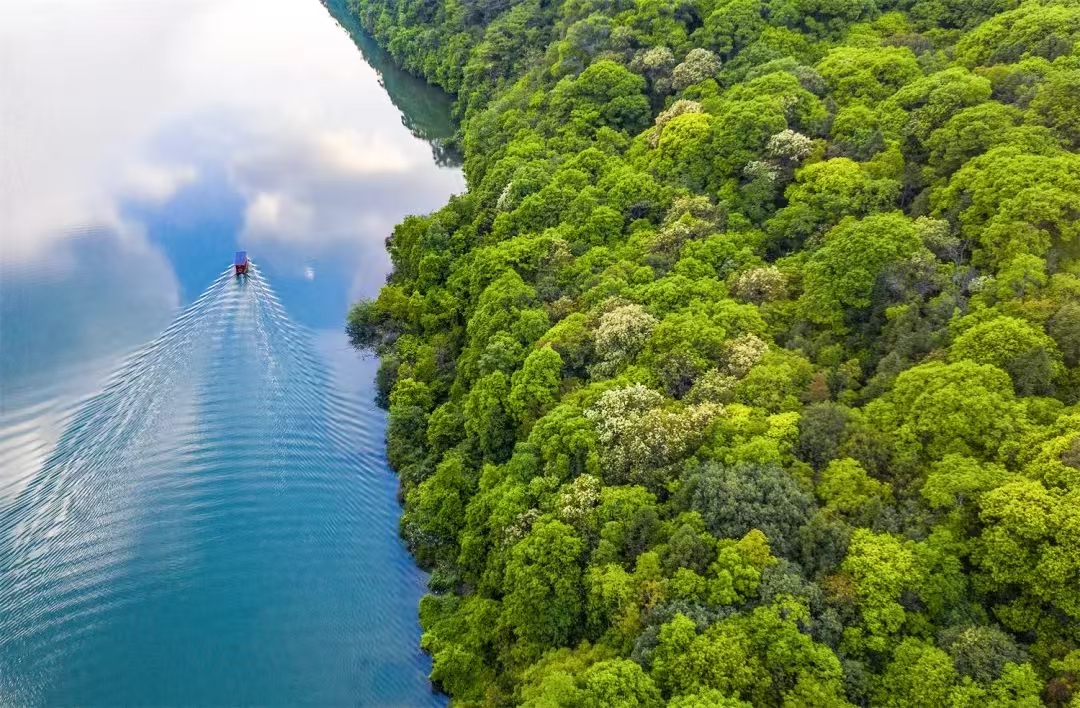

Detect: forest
[344, 0, 1080, 702]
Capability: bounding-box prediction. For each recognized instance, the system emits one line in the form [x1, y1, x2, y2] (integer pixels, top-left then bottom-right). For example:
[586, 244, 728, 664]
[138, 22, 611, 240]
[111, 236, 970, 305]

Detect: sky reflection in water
[0, 0, 461, 702]
[1, 0, 462, 390]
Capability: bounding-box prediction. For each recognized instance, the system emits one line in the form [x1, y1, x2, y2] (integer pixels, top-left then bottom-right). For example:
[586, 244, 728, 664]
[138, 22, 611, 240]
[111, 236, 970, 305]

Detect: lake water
[0, 0, 463, 704]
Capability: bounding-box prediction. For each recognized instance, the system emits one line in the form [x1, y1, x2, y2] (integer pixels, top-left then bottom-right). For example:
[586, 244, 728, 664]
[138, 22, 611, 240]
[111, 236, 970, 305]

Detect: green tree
[666, 689, 751, 707]
[580, 659, 662, 708]
[547, 60, 652, 137]
[387, 378, 434, 471]
[926, 102, 1024, 176]
[651, 601, 848, 704]
[510, 346, 565, 429]
[465, 371, 516, 462]
[955, 2, 1080, 67]
[538, 313, 596, 377]
[939, 625, 1028, 686]
[932, 146, 1080, 268]
[879, 67, 992, 152]
[863, 360, 1028, 464]
[502, 519, 587, 655]
[800, 212, 922, 329]
[403, 451, 478, 565]
[874, 639, 959, 707]
[641, 311, 728, 396]
[1029, 69, 1080, 148]
[816, 46, 922, 105]
[654, 112, 716, 190]
[951, 315, 1063, 395]
[817, 457, 892, 522]
[841, 529, 920, 652]
[974, 479, 1080, 633]
[681, 461, 813, 558]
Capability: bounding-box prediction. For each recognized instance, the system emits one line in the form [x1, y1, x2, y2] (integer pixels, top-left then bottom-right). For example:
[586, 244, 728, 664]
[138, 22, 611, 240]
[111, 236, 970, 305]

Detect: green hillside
[345, 0, 1080, 702]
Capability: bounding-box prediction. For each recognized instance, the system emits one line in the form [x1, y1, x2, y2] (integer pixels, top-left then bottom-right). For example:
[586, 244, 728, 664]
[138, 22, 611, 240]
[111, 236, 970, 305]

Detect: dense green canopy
[346, 0, 1080, 702]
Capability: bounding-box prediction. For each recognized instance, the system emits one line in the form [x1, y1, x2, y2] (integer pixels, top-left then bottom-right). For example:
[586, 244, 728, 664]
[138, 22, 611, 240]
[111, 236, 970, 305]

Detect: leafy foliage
[346, 0, 1080, 700]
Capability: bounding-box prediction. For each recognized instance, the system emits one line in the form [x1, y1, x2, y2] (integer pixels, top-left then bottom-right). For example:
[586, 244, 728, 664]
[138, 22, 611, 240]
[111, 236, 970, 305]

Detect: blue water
[0, 0, 462, 704]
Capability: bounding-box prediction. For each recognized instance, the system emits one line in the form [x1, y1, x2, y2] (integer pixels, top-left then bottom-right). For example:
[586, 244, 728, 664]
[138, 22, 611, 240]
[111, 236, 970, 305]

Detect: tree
[796, 402, 851, 470]
[502, 519, 586, 655]
[731, 265, 789, 304]
[585, 384, 721, 486]
[926, 102, 1024, 176]
[841, 529, 921, 652]
[1030, 69, 1080, 148]
[696, 0, 766, 58]
[816, 46, 922, 105]
[427, 401, 465, 456]
[547, 60, 652, 137]
[527, 404, 601, 482]
[733, 348, 814, 413]
[387, 378, 434, 471]
[863, 360, 1028, 464]
[346, 299, 384, 352]
[874, 639, 959, 707]
[681, 461, 813, 558]
[465, 371, 516, 462]
[672, 49, 722, 92]
[817, 458, 892, 522]
[642, 311, 729, 396]
[580, 659, 662, 708]
[463, 269, 549, 381]
[920, 454, 1012, 517]
[974, 479, 1080, 633]
[650, 601, 848, 704]
[538, 313, 596, 377]
[403, 451, 478, 565]
[707, 529, 776, 605]
[800, 212, 923, 329]
[594, 304, 658, 369]
[939, 625, 1028, 685]
[769, 0, 877, 36]
[654, 112, 716, 191]
[666, 689, 751, 707]
[419, 594, 502, 702]
[769, 157, 903, 250]
[931, 146, 1080, 268]
[829, 104, 885, 160]
[955, 2, 1080, 67]
[951, 315, 1063, 395]
[1047, 302, 1080, 368]
[879, 67, 992, 151]
[510, 346, 565, 428]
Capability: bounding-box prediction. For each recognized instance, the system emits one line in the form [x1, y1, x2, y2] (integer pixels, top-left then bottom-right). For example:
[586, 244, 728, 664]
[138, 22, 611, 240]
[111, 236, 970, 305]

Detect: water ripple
[0, 267, 439, 707]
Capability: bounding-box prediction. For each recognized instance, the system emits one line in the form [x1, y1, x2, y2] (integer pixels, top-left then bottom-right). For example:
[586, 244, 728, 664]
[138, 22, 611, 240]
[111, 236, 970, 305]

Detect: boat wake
[0, 267, 435, 706]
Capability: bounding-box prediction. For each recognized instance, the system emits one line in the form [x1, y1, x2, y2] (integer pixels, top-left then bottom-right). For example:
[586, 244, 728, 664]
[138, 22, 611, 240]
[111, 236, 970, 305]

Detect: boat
[234, 251, 249, 276]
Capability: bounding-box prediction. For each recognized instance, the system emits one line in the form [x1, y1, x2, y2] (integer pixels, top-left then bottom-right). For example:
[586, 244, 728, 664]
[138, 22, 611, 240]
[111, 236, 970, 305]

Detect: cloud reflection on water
[0, 0, 462, 491]
[1, 0, 462, 370]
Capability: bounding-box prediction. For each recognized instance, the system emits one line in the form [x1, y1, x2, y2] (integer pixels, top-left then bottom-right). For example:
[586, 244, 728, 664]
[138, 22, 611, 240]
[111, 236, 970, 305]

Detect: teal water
[0, 1, 462, 704]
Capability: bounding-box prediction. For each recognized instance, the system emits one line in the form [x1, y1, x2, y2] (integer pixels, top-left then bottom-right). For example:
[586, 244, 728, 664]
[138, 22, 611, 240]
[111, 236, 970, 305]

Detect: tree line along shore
[346, 0, 1080, 703]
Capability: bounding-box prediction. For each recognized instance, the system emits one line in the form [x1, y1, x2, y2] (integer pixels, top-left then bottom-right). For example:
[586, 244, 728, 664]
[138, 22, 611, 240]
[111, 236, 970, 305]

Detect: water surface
[0, 0, 463, 703]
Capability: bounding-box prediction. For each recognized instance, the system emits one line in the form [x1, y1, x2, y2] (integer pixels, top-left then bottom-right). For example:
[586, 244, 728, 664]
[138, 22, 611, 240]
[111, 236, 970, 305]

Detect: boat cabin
[234, 251, 249, 276]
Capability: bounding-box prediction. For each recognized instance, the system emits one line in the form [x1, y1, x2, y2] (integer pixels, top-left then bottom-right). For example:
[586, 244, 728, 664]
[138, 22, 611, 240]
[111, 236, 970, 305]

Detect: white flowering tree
[593, 304, 658, 374]
[671, 48, 722, 92]
[732, 266, 789, 304]
[585, 383, 722, 486]
[723, 333, 769, 378]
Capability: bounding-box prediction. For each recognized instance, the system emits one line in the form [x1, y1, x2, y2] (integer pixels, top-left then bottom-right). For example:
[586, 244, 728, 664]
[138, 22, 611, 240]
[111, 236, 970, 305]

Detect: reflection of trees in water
[321, 0, 463, 168]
